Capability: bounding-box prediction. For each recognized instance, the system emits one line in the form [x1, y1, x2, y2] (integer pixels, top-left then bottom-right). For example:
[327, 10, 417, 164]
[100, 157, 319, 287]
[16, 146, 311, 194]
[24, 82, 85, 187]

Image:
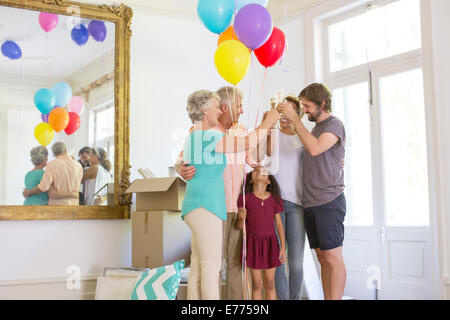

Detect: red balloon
[64, 112, 81, 135]
[254, 27, 286, 68]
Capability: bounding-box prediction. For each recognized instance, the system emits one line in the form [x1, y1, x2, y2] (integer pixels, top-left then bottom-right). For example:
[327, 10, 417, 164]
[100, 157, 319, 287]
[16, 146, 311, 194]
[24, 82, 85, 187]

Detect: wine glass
[270, 92, 286, 129]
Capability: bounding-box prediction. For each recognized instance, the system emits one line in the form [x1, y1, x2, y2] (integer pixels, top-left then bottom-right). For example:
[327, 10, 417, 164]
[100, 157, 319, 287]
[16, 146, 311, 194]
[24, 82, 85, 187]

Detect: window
[378, 68, 429, 226]
[327, 0, 421, 72]
[322, 0, 429, 226]
[89, 101, 114, 171]
[333, 82, 373, 225]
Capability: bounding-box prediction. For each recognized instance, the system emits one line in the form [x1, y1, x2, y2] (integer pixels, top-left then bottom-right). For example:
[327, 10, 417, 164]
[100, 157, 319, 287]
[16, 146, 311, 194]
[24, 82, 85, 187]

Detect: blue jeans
[275, 200, 306, 300]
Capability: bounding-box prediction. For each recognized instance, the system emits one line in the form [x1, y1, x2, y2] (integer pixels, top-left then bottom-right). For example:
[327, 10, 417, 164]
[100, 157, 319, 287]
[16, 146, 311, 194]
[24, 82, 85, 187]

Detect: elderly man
[175, 86, 249, 300]
[23, 142, 83, 205]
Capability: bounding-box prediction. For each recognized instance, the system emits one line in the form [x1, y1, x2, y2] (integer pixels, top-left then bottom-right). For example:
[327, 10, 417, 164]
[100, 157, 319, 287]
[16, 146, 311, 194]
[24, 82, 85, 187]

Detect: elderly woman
[181, 89, 280, 300]
[24, 146, 49, 205]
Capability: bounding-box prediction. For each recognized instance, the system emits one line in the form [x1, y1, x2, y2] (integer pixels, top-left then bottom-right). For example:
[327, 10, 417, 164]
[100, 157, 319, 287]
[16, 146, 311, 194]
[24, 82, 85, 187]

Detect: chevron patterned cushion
[130, 260, 185, 300]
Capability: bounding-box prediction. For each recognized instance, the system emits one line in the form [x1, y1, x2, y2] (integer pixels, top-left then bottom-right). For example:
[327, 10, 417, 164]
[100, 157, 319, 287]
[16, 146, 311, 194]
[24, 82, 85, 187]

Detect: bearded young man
[278, 83, 347, 300]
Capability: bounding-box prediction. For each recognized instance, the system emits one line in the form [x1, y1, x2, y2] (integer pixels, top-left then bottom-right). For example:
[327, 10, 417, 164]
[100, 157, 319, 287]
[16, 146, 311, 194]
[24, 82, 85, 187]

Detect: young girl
[236, 166, 286, 300]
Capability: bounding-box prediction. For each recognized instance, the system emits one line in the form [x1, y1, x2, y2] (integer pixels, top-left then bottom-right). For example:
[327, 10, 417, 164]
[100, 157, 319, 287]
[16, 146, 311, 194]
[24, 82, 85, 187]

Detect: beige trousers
[222, 212, 245, 300]
[184, 207, 223, 300]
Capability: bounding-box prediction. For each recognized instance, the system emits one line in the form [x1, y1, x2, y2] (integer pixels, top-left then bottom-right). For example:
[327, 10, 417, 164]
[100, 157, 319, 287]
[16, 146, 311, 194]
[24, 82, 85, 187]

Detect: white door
[332, 78, 383, 300]
[372, 65, 432, 300]
[332, 63, 433, 300]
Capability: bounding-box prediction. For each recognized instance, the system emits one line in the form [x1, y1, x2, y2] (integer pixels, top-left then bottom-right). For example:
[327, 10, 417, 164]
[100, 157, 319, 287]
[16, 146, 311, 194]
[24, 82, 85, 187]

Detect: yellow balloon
[214, 40, 251, 85]
[34, 122, 54, 146]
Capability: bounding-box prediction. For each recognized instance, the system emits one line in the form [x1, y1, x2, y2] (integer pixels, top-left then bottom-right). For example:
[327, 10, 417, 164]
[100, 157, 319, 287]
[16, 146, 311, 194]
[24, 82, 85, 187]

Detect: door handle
[380, 226, 387, 243]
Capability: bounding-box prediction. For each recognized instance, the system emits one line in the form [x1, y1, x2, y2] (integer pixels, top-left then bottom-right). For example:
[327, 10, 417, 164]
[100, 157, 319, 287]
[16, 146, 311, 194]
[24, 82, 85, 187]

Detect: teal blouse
[24, 169, 49, 205]
[181, 130, 227, 221]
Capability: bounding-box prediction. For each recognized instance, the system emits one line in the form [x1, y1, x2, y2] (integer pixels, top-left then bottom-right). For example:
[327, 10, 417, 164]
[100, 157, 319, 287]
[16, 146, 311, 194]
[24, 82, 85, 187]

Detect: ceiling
[0, 4, 115, 84]
[83, 0, 324, 20]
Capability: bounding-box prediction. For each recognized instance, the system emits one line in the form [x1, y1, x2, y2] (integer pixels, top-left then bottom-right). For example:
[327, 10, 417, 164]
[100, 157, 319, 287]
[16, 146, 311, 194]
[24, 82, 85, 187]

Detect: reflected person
[78, 146, 91, 170]
[82, 147, 112, 205]
[23, 142, 83, 205]
[78, 146, 91, 204]
[24, 146, 49, 205]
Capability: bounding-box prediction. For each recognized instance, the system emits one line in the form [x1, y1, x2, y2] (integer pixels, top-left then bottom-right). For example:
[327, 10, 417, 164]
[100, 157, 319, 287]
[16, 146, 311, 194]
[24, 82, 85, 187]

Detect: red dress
[237, 193, 284, 269]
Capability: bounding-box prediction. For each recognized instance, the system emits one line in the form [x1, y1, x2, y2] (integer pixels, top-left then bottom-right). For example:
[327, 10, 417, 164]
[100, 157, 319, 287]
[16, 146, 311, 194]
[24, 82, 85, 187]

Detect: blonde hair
[285, 95, 301, 114]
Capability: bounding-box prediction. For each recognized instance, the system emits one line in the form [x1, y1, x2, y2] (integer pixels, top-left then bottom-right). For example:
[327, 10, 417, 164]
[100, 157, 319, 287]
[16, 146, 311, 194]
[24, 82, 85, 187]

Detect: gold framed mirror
[0, 0, 132, 220]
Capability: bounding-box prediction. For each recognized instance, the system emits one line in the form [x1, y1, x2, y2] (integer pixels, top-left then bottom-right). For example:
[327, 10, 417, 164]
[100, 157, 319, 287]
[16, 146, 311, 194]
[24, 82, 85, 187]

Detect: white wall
[0, 4, 305, 298]
[0, 84, 40, 205]
[130, 8, 305, 181]
[429, 0, 450, 299]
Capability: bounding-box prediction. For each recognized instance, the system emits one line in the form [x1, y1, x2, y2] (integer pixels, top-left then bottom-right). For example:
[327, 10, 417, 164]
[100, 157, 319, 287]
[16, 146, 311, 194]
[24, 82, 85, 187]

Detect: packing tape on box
[144, 212, 148, 234]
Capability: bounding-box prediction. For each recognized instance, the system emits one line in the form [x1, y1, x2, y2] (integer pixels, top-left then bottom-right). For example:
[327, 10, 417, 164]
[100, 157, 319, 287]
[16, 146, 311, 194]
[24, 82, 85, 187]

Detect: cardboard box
[131, 210, 191, 269]
[125, 177, 186, 211]
[176, 283, 188, 300]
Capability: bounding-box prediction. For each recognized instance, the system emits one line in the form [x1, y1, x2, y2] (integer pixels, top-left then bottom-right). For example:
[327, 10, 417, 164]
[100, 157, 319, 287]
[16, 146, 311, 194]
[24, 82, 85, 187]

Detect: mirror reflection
[0, 5, 115, 205]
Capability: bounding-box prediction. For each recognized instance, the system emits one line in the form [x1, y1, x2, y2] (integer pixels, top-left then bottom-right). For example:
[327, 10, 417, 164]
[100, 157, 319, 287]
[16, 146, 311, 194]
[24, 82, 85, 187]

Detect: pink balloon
[39, 12, 59, 33]
[67, 96, 85, 115]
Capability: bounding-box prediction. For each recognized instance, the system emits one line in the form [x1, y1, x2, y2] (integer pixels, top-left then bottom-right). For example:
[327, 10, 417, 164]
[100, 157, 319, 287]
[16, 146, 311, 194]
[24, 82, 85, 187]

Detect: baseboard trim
[0, 275, 99, 300]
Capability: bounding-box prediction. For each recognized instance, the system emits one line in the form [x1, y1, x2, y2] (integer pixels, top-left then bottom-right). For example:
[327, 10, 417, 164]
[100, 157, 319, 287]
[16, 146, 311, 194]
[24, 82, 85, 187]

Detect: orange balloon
[218, 26, 251, 52]
[48, 107, 69, 132]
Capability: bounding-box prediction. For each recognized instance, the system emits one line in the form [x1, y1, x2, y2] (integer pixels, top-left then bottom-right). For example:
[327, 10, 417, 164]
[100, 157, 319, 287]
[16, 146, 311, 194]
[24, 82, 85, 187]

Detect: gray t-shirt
[303, 116, 345, 208]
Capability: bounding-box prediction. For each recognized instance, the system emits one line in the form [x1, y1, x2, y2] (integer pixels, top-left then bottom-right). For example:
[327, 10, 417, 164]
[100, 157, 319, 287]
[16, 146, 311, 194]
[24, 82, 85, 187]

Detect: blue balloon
[235, 0, 268, 12]
[1, 40, 22, 60]
[34, 89, 56, 115]
[52, 82, 72, 107]
[197, 0, 234, 34]
[71, 24, 89, 46]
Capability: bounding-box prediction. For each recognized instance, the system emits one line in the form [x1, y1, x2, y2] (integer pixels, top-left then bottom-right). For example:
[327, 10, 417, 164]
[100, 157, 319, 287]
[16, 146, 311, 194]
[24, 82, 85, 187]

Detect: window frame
[303, 0, 442, 299]
[321, 0, 427, 228]
[321, 0, 420, 78]
[89, 99, 115, 173]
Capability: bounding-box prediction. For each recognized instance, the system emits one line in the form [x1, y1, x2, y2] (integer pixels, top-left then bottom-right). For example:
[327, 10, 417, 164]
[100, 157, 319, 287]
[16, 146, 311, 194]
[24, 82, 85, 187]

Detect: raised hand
[277, 102, 298, 122]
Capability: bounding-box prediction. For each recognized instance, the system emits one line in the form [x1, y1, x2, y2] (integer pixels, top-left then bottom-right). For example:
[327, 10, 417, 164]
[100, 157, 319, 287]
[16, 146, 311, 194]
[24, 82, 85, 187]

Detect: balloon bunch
[197, 0, 286, 85]
[38, 11, 107, 46]
[0, 12, 58, 60]
[2, 12, 108, 61]
[39, 11, 107, 46]
[71, 20, 107, 46]
[33, 82, 84, 146]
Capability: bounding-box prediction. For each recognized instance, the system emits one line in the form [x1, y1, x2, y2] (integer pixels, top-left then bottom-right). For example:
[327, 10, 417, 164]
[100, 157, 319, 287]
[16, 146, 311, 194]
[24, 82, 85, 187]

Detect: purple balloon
[234, 4, 273, 50]
[88, 20, 107, 42]
[41, 113, 49, 123]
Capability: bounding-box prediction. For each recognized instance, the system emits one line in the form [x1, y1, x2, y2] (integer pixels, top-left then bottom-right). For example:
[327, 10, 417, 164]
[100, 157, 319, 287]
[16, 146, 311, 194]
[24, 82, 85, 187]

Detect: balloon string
[254, 68, 268, 129]
[261, 68, 268, 95]
[241, 50, 254, 300]
[225, 85, 234, 124]
[279, 1, 290, 73]
[46, 32, 50, 87]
